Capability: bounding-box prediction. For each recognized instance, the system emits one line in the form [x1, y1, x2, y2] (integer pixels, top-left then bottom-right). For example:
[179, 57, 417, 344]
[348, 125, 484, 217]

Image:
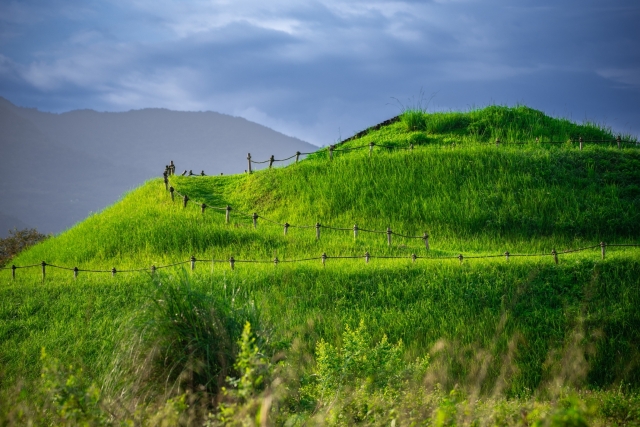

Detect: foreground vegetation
[1, 105, 639, 425]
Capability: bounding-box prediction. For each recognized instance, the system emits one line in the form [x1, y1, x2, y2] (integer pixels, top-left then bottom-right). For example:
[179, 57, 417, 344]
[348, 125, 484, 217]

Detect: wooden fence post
[191, 255, 196, 271]
[170, 160, 175, 175]
[296, 151, 301, 163]
[111, 267, 117, 277]
[284, 223, 289, 236]
[181, 170, 187, 176]
[617, 136, 621, 149]
[229, 257, 235, 271]
[410, 143, 414, 151]
[11, 265, 16, 280]
[151, 265, 156, 276]
[170, 187, 175, 201]
[495, 138, 500, 147]
[365, 251, 370, 264]
[183, 194, 189, 208]
[458, 254, 463, 264]
[163, 172, 169, 191]
[579, 137, 583, 151]
[552, 249, 558, 265]
[411, 253, 417, 263]
[387, 227, 392, 246]
[316, 223, 321, 240]
[269, 155, 275, 169]
[201, 170, 205, 176]
[600, 242, 606, 259]
[353, 224, 358, 240]
[74, 267, 78, 279]
[253, 213, 258, 228]
[226, 205, 231, 224]
[369, 142, 374, 157]
[423, 233, 430, 251]
[41, 261, 46, 282]
[247, 153, 252, 174]
[274, 257, 279, 266]
[504, 251, 510, 261]
[321, 253, 327, 267]
[201, 203, 206, 214]
[329, 145, 334, 160]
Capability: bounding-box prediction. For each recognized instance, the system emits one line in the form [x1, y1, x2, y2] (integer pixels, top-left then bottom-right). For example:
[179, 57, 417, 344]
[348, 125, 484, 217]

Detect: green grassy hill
[2, 105, 640, 424]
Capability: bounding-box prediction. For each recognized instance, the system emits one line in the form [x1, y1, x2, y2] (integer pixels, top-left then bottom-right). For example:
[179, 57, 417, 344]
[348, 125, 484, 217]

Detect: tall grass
[3, 254, 640, 395]
[398, 105, 629, 142]
[1, 104, 639, 424]
[8, 143, 637, 272]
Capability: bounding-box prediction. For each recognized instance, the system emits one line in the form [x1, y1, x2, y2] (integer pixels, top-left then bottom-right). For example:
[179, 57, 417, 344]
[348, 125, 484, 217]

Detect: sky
[1, 0, 639, 146]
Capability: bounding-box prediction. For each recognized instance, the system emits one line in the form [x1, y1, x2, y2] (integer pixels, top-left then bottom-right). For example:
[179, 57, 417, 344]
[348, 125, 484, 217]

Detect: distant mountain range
[0, 97, 317, 237]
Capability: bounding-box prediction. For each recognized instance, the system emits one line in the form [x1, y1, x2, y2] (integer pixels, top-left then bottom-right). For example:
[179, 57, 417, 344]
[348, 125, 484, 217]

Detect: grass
[1, 105, 639, 424]
[396, 104, 632, 142]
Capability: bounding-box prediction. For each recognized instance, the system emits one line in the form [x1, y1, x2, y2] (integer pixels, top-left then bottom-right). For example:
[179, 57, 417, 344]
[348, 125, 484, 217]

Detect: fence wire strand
[169, 180, 429, 238]
[3, 243, 639, 278]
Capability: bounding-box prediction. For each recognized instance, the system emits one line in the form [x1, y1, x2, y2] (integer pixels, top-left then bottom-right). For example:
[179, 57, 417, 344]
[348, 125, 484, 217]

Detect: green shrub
[313, 320, 406, 399]
[215, 322, 274, 426]
[39, 349, 108, 426]
[0, 228, 47, 267]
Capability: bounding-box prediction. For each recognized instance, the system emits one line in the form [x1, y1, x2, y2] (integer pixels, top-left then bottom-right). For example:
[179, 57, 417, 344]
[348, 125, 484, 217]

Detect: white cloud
[22, 45, 131, 90]
[0, 54, 22, 79]
[597, 68, 640, 88]
[101, 68, 206, 110]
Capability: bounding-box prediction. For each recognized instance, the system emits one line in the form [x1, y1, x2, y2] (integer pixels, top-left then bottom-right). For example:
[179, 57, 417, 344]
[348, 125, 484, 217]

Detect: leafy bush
[214, 322, 274, 426]
[39, 349, 109, 426]
[0, 228, 47, 267]
[312, 321, 407, 399]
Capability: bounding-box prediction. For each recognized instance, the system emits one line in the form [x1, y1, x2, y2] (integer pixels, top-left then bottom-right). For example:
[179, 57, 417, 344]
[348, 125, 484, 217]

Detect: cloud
[101, 67, 207, 111]
[597, 68, 640, 89]
[0, 0, 639, 141]
[21, 43, 135, 90]
[0, 54, 22, 79]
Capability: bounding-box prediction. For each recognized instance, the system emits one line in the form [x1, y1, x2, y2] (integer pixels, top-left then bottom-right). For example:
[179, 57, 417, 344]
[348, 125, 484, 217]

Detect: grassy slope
[1, 106, 639, 397]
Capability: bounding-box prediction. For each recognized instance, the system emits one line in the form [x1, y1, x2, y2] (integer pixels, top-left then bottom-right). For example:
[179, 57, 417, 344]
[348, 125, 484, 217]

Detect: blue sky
[1, 0, 639, 145]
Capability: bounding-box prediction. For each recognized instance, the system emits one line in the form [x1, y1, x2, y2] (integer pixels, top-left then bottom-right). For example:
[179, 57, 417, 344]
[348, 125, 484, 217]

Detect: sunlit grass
[1, 105, 639, 423]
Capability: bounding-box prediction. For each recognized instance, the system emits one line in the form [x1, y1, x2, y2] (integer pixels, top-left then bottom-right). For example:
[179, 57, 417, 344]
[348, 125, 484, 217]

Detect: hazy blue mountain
[0, 97, 317, 235]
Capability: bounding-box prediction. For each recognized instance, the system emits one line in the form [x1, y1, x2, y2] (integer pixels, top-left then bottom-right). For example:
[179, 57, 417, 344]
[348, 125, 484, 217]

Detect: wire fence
[6, 120, 637, 281]
[162, 129, 639, 248]
[163, 178, 431, 248]
[163, 134, 638, 177]
[245, 135, 637, 166]
[2, 243, 638, 281]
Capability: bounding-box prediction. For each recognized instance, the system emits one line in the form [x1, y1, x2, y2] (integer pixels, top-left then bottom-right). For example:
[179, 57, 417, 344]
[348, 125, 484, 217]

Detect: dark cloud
[0, 0, 638, 144]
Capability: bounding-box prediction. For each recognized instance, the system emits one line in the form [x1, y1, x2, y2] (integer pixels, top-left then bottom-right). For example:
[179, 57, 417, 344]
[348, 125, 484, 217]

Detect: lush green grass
[3, 254, 640, 391]
[1, 105, 639, 423]
[10, 143, 637, 270]
[397, 105, 628, 142]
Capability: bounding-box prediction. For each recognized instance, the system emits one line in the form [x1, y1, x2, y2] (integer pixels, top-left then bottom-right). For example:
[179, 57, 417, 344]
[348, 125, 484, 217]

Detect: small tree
[0, 228, 47, 266]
